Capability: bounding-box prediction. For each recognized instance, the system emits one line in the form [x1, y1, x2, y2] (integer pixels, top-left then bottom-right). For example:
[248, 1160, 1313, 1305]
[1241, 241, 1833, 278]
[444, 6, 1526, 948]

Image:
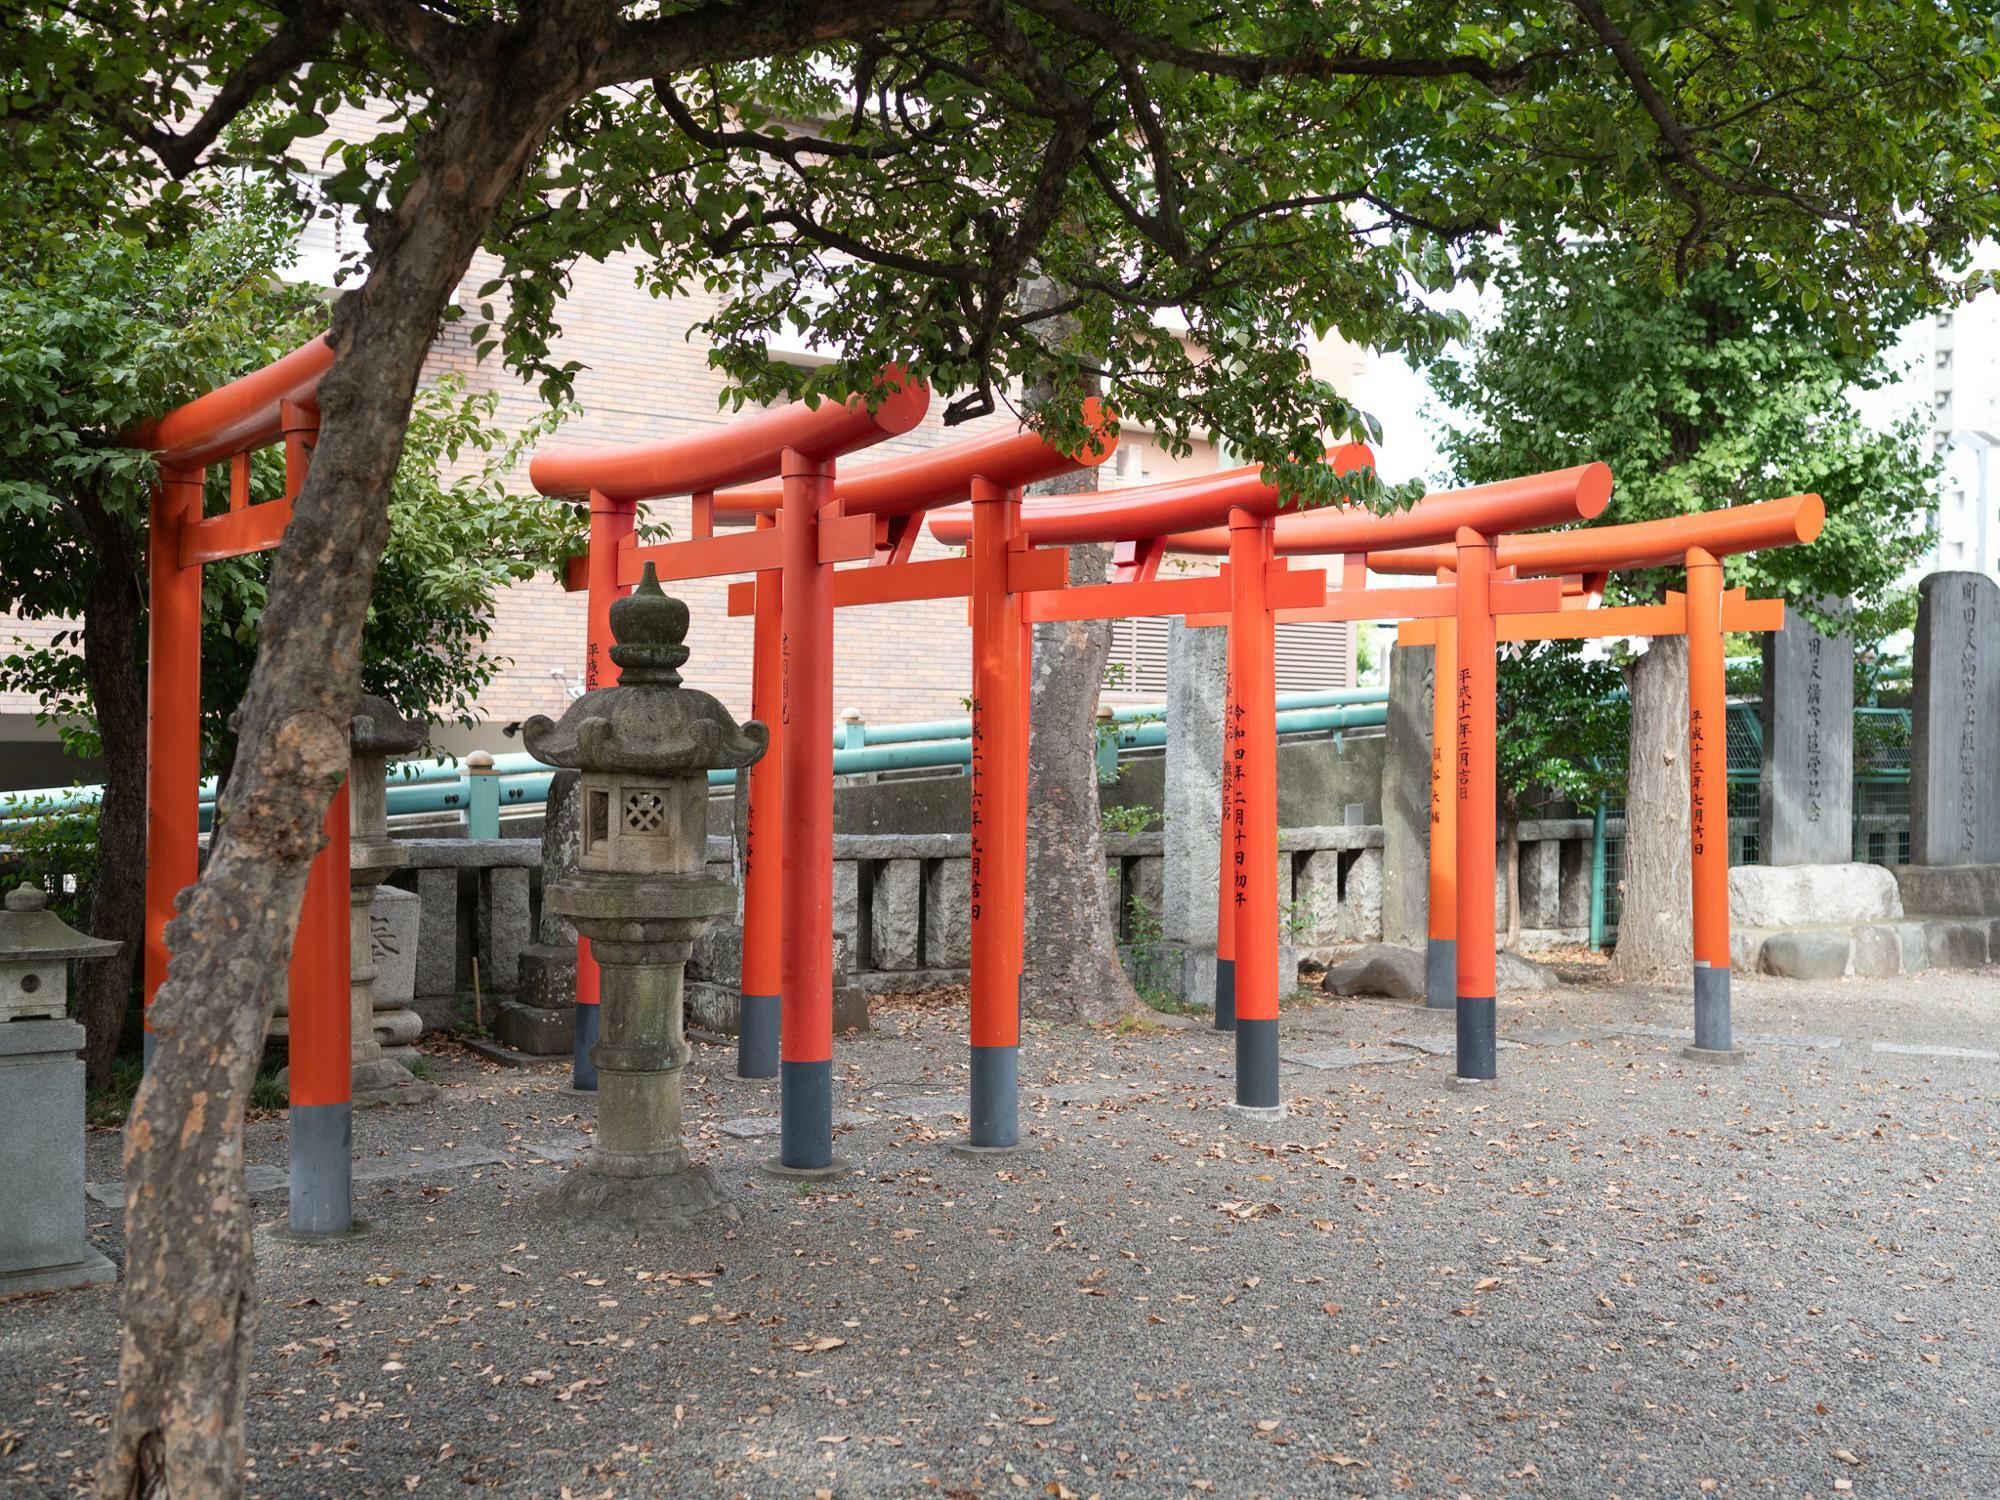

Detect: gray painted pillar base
[736, 993, 779, 1079]
[966, 1043, 1020, 1151]
[570, 1003, 599, 1093]
[1424, 939, 1456, 1010]
[287, 1101, 354, 1237]
[142, 1030, 155, 1070]
[1233, 1016, 1279, 1111]
[769, 1058, 847, 1176]
[1455, 996, 1497, 1083]
[1213, 959, 1236, 1031]
[1692, 962, 1734, 1052]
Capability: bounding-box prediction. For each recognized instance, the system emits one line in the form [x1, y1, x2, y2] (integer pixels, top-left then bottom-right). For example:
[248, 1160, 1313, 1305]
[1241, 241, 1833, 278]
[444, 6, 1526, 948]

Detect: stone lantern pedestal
[523, 562, 766, 1232]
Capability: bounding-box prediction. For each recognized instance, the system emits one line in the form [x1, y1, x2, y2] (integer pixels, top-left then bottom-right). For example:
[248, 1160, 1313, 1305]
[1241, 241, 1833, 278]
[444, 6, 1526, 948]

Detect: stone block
[1129, 856, 1165, 930]
[689, 917, 743, 987]
[415, 866, 459, 998]
[1910, 571, 2000, 866]
[368, 885, 420, 1008]
[1728, 863, 1902, 929]
[1162, 619, 1226, 947]
[515, 944, 575, 1016]
[1891, 921, 1928, 975]
[483, 865, 531, 992]
[1558, 838, 1591, 928]
[1291, 850, 1344, 944]
[832, 861, 860, 959]
[494, 996, 574, 1055]
[870, 859, 922, 971]
[1893, 863, 2000, 918]
[1495, 950, 1562, 992]
[1851, 924, 1904, 978]
[539, 770, 582, 946]
[1760, 929, 1853, 980]
[0, 1019, 113, 1295]
[1760, 612, 1855, 865]
[1341, 847, 1385, 944]
[1379, 644, 1433, 948]
[1729, 927, 1768, 973]
[922, 859, 972, 968]
[1520, 837, 1562, 929]
[1924, 919, 1989, 969]
[1323, 942, 1426, 1000]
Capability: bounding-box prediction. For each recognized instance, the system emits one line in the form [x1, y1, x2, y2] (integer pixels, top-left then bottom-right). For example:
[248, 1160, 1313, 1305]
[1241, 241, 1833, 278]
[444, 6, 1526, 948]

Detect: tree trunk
[72, 487, 148, 1087]
[1022, 529, 1142, 1023]
[101, 47, 585, 1498]
[1502, 802, 1522, 953]
[1607, 637, 1692, 983]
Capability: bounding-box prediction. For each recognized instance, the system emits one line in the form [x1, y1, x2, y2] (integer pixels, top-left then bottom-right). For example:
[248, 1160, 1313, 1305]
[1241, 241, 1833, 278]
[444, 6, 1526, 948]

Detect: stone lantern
[0, 885, 120, 1295]
[522, 562, 766, 1229]
[348, 694, 432, 1105]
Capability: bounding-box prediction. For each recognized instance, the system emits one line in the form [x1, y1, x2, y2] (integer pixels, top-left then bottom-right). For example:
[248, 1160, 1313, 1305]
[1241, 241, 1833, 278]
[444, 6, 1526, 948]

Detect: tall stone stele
[348, 694, 433, 1105]
[522, 562, 766, 1231]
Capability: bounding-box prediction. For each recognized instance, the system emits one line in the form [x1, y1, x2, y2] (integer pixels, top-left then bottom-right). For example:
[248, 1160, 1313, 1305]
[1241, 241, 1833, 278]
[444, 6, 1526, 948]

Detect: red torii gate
[932, 462, 1611, 1091]
[531, 379, 930, 1174]
[1157, 464, 1612, 1076]
[1374, 493, 1824, 1061]
[564, 415, 1356, 1153]
[136, 336, 358, 1236]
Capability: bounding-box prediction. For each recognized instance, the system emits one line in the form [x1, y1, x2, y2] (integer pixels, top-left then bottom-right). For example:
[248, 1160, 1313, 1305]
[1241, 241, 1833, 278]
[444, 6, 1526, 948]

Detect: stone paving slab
[1383, 1033, 1527, 1056]
[716, 1110, 872, 1139]
[1281, 1045, 1419, 1070]
[83, 1140, 578, 1210]
[1870, 1041, 2000, 1061]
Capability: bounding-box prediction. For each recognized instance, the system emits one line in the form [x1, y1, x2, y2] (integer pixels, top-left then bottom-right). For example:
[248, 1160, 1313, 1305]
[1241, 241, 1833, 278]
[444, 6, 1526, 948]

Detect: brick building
[0, 146, 1364, 786]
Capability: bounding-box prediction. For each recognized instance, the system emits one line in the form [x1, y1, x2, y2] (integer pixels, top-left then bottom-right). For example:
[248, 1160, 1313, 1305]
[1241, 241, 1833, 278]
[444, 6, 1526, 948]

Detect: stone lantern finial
[523, 564, 766, 780]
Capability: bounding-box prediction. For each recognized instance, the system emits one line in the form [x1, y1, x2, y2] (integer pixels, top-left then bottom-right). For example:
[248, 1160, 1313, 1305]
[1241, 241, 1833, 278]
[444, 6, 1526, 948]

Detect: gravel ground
[4, 966, 1999, 1498]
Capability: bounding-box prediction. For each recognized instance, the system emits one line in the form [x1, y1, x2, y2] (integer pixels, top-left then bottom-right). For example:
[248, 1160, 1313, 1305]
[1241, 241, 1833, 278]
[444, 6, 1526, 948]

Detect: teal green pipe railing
[2, 686, 1389, 826]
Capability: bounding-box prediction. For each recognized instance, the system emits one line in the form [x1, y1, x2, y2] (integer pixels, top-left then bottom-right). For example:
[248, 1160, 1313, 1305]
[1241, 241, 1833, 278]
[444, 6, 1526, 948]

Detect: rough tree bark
[1022, 524, 1142, 1023]
[1607, 637, 1692, 983]
[100, 37, 590, 1497]
[72, 486, 148, 1087]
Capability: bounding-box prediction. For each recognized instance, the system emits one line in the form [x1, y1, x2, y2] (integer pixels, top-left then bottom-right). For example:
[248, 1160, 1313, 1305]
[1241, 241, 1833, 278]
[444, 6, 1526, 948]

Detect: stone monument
[498, 768, 582, 1055]
[1378, 642, 1433, 952]
[0, 885, 120, 1296]
[522, 562, 766, 1231]
[347, 695, 432, 1105]
[1759, 609, 1854, 866]
[1910, 571, 2000, 867]
[1160, 621, 1227, 1004]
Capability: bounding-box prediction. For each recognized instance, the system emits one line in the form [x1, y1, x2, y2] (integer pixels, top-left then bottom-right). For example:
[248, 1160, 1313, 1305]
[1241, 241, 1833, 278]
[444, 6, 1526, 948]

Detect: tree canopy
[13, 1, 1999, 504]
[0, 187, 583, 773]
[1429, 235, 1941, 639]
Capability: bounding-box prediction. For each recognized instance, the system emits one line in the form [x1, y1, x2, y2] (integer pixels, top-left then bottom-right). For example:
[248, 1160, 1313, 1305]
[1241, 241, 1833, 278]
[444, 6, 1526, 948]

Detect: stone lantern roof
[523, 563, 767, 776]
[351, 693, 425, 758]
[0, 885, 119, 963]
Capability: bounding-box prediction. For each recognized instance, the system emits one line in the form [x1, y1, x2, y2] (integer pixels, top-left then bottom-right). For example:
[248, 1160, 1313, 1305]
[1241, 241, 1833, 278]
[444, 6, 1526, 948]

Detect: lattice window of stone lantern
[624, 790, 666, 833]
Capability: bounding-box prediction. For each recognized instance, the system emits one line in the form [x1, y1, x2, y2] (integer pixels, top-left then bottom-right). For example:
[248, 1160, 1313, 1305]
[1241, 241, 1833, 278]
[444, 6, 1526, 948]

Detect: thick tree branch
[1011, 0, 1562, 88]
[110, 2, 340, 176]
[1569, 0, 1862, 227]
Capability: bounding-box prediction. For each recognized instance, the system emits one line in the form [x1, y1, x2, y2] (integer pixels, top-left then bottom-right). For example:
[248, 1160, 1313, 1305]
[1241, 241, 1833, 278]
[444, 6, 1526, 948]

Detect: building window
[1099, 617, 1353, 696]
